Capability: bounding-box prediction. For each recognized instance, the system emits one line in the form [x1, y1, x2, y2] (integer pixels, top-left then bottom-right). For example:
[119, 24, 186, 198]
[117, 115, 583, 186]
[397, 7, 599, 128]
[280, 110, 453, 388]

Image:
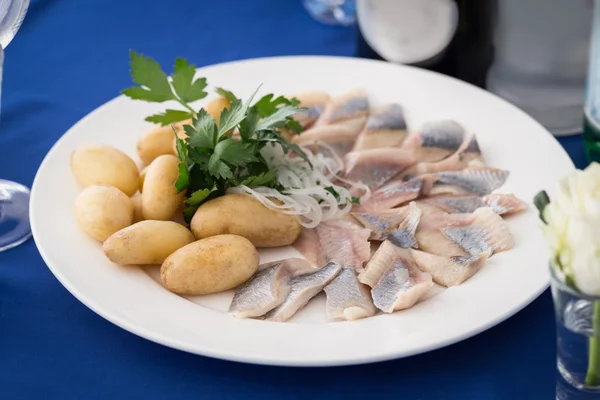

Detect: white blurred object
[303, 0, 356, 26]
[487, 0, 593, 136]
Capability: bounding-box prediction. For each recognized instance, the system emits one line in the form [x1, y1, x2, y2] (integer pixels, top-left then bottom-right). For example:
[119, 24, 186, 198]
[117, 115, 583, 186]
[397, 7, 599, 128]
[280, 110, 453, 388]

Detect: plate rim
[30, 55, 574, 366]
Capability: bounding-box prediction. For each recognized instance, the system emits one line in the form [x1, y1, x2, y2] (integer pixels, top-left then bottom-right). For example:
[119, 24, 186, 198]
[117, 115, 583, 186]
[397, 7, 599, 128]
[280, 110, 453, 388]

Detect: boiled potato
[136, 120, 192, 165]
[190, 194, 301, 247]
[205, 96, 231, 124]
[71, 144, 139, 196]
[131, 193, 144, 222]
[160, 234, 259, 295]
[103, 220, 195, 265]
[142, 154, 184, 220]
[138, 168, 147, 192]
[74, 185, 133, 241]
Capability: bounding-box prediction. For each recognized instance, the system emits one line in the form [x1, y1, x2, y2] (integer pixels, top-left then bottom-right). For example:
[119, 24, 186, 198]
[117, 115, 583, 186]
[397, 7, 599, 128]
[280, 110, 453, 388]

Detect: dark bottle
[355, 0, 497, 88]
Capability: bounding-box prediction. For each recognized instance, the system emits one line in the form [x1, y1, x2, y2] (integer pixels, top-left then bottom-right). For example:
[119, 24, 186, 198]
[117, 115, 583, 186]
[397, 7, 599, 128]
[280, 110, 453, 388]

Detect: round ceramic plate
[31, 56, 574, 366]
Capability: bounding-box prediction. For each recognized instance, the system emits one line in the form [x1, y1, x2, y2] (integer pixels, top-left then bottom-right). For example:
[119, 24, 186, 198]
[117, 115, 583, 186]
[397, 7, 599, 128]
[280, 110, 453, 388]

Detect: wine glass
[0, 0, 30, 252]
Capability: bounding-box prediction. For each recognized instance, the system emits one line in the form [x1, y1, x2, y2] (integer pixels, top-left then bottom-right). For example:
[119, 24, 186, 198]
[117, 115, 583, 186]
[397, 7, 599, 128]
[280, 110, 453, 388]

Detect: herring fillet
[402, 120, 466, 162]
[324, 266, 377, 321]
[353, 103, 408, 150]
[354, 178, 424, 211]
[344, 148, 417, 190]
[371, 258, 433, 313]
[315, 89, 370, 125]
[420, 194, 527, 216]
[228, 258, 314, 318]
[265, 262, 342, 322]
[411, 249, 491, 287]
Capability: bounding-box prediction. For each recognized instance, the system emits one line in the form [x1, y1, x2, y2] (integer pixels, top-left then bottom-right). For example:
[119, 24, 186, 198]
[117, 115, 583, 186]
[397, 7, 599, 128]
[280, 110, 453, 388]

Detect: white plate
[31, 56, 574, 366]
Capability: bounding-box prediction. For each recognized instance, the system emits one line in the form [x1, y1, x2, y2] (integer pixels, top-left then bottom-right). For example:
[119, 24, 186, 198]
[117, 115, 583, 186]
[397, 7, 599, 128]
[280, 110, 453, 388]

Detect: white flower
[543, 162, 600, 295]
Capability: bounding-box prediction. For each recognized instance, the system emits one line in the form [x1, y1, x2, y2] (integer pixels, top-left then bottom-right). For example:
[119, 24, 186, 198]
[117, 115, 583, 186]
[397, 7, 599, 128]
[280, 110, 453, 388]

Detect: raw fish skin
[358, 240, 406, 288]
[402, 120, 466, 162]
[386, 202, 422, 249]
[354, 104, 408, 150]
[292, 91, 331, 128]
[229, 258, 314, 318]
[444, 207, 514, 255]
[293, 117, 366, 158]
[426, 168, 509, 196]
[371, 257, 433, 313]
[266, 262, 342, 322]
[324, 266, 377, 321]
[354, 178, 423, 212]
[315, 89, 370, 126]
[411, 249, 491, 287]
[344, 148, 417, 190]
[419, 193, 527, 216]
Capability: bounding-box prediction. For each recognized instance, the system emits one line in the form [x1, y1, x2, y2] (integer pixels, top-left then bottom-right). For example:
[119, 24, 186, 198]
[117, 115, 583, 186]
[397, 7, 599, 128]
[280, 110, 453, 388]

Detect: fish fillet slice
[354, 104, 408, 150]
[444, 207, 514, 255]
[315, 89, 369, 126]
[402, 120, 466, 162]
[292, 220, 371, 272]
[411, 249, 491, 287]
[358, 240, 406, 288]
[292, 91, 331, 128]
[482, 194, 528, 215]
[228, 258, 314, 318]
[293, 117, 365, 158]
[324, 266, 377, 321]
[424, 168, 510, 196]
[371, 257, 433, 313]
[354, 178, 423, 211]
[402, 134, 484, 176]
[344, 148, 417, 190]
[421, 193, 527, 215]
[265, 262, 342, 322]
[315, 219, 371, 272]
[352, 209, 407, 240]
[386, 202, 422, 248]
[415, 211, 475, 257]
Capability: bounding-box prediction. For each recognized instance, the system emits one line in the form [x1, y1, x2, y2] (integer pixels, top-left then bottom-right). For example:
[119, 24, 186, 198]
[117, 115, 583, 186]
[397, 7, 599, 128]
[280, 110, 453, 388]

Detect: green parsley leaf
[215, 87, 238, 102]
[185, 109, 217, 149]
[186, 186, 217, 206]
[286, 119, 303, 134]
[217, 87, 260, 139]
[145, 109, 194, 126]
[121, 50, 175, 102]
[208, 153, 233, 179]
[239, 106, 260, 141]
[254, 94, 296, 117]
[351, 196, 361, 204]
[240, 171, 276, 188]
[174, 133, 190, 193]
[324, 186, 340, 201]
[255, 105, 300, 131]
[171, 58, 208, 103]
[213, 140, 256, 167]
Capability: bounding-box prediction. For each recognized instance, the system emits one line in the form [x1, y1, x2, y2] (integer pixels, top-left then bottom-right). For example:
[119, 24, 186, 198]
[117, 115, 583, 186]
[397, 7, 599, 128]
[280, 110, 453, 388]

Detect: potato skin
[131, 193, 144, 223]
[71, 144, 139, 196]
[137, 120, 191, 166]
[74, 185, 133, 241]
[205, 96, 231, 124]
[160, 234, 259, 295]
[103, 220, 195, 265]
[190, 194, 302, 247]
[142, 154, 184, 221]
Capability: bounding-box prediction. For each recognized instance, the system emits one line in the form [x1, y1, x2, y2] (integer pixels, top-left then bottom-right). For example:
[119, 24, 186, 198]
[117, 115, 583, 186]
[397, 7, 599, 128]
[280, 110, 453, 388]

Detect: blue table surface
[0, 1, 590, 399]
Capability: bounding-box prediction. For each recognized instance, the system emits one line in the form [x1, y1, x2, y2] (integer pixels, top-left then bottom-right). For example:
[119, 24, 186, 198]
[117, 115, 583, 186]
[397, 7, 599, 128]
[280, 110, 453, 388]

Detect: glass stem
[585, 300, 600, 386]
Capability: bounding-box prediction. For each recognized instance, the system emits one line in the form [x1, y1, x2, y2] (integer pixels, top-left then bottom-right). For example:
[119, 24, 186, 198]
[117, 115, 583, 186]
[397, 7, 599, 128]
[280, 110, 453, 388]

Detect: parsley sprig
[122, 50, 308, 221]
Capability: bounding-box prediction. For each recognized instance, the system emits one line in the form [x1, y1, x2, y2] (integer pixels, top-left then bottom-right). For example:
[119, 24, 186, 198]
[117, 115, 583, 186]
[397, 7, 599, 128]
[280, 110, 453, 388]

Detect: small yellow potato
[74, 185, 133, 241]
[103, 220, 195, 265]
[205, 96, 231, 124]
[71, 144, 139, 196]
[139, 168, 147, 192]
[190, 194, 302, 247]
[131, 193, 144, 223]
[160, 234, 259, 295]
[142, 155, 184, 221]
[136, 120, 192, 165]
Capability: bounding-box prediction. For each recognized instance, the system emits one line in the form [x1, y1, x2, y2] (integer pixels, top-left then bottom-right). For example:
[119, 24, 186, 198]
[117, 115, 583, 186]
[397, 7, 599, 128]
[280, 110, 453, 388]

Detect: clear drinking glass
[0, 0, 30, 252]
[302, 0, 356, 26]
[552, 266, 600, 393]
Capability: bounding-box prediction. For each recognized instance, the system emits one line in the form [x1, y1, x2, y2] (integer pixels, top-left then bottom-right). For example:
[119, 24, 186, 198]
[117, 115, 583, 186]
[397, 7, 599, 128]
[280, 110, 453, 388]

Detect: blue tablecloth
[0, 1, 590, 399]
